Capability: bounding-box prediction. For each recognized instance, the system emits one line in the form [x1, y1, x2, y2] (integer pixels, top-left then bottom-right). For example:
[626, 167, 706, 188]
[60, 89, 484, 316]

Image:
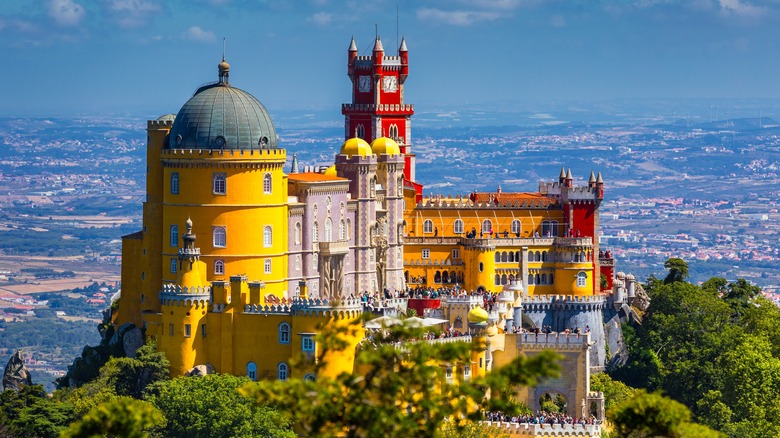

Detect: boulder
[185, 363, 216, 377]
[109, 322, 137, 356]
[3, 350, 33, 391]
[122, 327, 145, 359]
[632, 283, 651, 312]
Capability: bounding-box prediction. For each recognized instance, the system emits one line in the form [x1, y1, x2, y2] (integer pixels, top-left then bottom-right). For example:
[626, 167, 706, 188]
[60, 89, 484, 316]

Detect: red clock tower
[343, 36, 419, 192]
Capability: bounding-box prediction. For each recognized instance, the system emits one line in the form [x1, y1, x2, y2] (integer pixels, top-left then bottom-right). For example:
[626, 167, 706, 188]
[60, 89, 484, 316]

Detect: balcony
[342, 103, 415, 115]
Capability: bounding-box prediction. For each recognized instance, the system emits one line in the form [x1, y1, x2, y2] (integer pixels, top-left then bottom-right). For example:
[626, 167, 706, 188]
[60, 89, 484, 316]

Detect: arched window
[294, 222, 301, 245]
[434, 271, 442, 283]
[541, 273, 547, 284]
[346, 219, 351, 240]
[370, 177, 376, 197]
[170, 225, 178, 247]
[481, 219, 492, 234]
[516, 251, 521, 262]
[247, 362, 257, 381]
[423, 220, 433, 233]
[213, 173, 226, 194]
[577, 272, 587, 287]
[339, 220, 346, 240]
[536, 251, 542, 262]
[501, 252, 508, 263]
[509, 252, 515, 263]
[325, 218, 333, 241]
[264, 258, 272, 274]
[453, 219, 464, 234]
[502, 274, 508, 285]
[356, 124, 365, 139]
[213, 226, 226, 248]
[511, 219, 521, 235]
[495, 274, 501, 286]
[389, 124, 399, 139]
[304, 374, 316, 382]
[214, 260, 224, 275]
[277, 362, 288, 381]
[542, 251, 548, 262]
[170, 172, 179, 195]
[535, 274, 541, 285]
[550, 273, 554, 284]
[312, 221, 319, 242]
[295, 254, 301, 271]
[494, 252, 500, 262]
[528, 274, 534, 285]
[170, 258, 177, 274]
[442, 271, 450, 283]
[263, 226, 272, 247]
[279, 323, 290, 344]
[263, 173, 272, 194]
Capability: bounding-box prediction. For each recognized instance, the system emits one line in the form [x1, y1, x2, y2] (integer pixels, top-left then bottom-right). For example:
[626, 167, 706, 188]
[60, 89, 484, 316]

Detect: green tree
[590, 372, 637, 411]
[609, 391, 721, 438]
[98, 341, 170, 399]
[240, 318, 559, 437]
[145, 374, 295, 438]
[663, 258, 689, 284]
[61, 397, 163, 438]
[0, 385, 73, 438]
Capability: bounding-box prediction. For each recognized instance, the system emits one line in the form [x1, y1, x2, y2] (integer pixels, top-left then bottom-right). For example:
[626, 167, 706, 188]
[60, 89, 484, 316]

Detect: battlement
[524, 295, 607, 304]
[481, 422, 601, 437]
[442, 295, 483, 305]
[342, 103, 414, 114]
[243, 297, 364, 316]
[147, 119, 174, 129]
[516, 332, 592, 350]
[159, 284, 211, 306]
[415, 195, 558, 210]
[160, 148, 286, 160]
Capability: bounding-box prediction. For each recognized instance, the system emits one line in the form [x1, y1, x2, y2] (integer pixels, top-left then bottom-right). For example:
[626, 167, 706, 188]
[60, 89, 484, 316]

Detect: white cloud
[417, 8, 501, 26]
[719, 0, 766, 17]
[182, 25, 216, 42]
[48, 0, 86, 26]
[309, 12, 333, 26]
[104, 0, 162, 28]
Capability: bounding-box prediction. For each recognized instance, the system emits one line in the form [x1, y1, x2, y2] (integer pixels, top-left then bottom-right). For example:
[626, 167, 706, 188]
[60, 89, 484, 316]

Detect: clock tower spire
[343, 35, 420, 197]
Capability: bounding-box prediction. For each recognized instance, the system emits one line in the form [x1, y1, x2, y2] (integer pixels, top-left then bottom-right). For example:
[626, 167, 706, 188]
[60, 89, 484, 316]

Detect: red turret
[399, 37, 408, 84]
[348, 36, 357, 77]
[372, 36, 384, 77]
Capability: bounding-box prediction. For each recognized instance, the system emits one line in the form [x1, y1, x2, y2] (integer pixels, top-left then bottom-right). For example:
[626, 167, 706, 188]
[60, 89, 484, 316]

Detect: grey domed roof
[168, 66, 277, 150]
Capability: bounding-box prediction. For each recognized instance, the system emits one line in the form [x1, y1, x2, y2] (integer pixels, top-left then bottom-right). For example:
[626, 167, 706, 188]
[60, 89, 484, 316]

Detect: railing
[481, 422, 601, 437]
[401, 236, 593, 248]
[342, 103, 415, 113]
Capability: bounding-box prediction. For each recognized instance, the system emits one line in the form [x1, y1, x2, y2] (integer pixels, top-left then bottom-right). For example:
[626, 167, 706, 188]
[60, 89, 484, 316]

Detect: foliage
[590, 373, 637, 411]
[145, 374, 295, 438]
[61, 397, 163, 438]
[241, 317, 560, 437]
[612, 267, 780, 438]
[0, 384, 74, 438]
[663, 258, 689, 284]
[608, 391, 722, 438]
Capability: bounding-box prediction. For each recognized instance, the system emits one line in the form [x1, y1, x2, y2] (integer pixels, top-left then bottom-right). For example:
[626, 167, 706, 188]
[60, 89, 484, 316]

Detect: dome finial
[218, 37, 230, 84]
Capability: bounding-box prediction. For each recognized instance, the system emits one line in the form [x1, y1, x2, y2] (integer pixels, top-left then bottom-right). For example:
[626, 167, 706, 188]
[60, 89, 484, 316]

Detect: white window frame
[453, 219, 464, 234]
[481, 219, 492, 234]
[213, 172, 226, 195]
[511, 219, 521, 235]
[295, 222, 301, 245]
[263, 173, 272, 194]
[214, 260, 224, 275]
[423, 219, 433, 233]
[264, 258, 272, 274]
[213, 226, 226, 248]
[422, 249, 430, 259]
[263, 226, 273, 247]
[452, 249, 460, 260]
[577, 271, 587, 287]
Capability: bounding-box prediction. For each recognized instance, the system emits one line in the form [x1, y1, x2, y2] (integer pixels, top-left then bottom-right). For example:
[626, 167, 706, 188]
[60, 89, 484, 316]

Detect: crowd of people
[484, 410, 600, 426]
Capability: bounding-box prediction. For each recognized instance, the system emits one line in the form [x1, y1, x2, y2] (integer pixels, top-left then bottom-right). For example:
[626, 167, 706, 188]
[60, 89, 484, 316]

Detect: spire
[373, 35, 384, 52]
[349, 36, 357, 52]
[218, 55, 230, 85]
[596, 172, 603, 183]
[589, 171, 596, 183]
[291, 153, 299, 174]
[566, 168, 573, 179]
[559, 167, 566, 179]
[399, 36, 407, 52]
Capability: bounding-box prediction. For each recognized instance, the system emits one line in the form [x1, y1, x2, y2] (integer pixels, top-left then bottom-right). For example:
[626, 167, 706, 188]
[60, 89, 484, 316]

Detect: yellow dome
[340, 137, 372, 157]
[324, 165, 337, 177]
[370, 137, 400, 155]
[467, 306, 489, 324]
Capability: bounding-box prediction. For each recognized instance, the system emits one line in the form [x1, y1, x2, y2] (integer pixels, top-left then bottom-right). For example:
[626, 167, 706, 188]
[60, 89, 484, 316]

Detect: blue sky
[2, 0, 780, 116]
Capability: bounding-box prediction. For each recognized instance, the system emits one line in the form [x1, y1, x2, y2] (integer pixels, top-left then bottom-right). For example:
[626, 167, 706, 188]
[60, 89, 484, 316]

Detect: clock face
[358, 76, 371, 93]
[382, 76, 398, 92]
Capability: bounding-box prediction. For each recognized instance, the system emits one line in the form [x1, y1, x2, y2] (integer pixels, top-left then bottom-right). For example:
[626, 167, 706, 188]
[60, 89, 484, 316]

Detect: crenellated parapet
[481, 422, 601, 437]
[243, 297, 364, 318]
[147, 119, 174, 130]
[523, 295, 607, 312]
[515, 332, 592, 350]
[159, 283, 211, 307]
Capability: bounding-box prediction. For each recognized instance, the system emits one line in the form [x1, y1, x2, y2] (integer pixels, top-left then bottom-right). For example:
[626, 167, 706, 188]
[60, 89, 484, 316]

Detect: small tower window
[339, 220, 346, 241]
[423, 220, 433, 234]
[184, 324, 191, 338]
[277, 362, 288, 381]
[356, 124, 365, 139]
[312, 222, 319, 242]
[264, 259, 272, 274]
[247, 362, 257, 381]
[294, 222, 302, 245]
[302, 336, 315, 352]
[577, 272, 588, 287]
[214, 260, 224, 275]
[263, 226, 273, 247]
[453, 219, 464, 234]
[170, 172, 179, 194]
[213, 173, 226, 195]
[170, 258, 177, 274]
[370, 177, 376, 198]
[170, 225, 178, 247]
[422, 249, 430, 259]
[295, 254, 301, 271]
[325, 218, 333, 242]
[279, 323, 291, 344]
[263, 173, 272, 194]
[389, 124, 399, 140]
[213, 226, 226, 248]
